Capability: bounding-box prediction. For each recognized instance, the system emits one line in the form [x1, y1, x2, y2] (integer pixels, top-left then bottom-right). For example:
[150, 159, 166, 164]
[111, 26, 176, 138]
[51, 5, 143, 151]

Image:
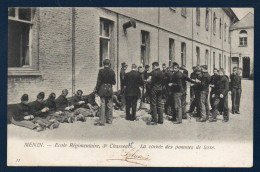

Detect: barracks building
[8, 7, 240, 104]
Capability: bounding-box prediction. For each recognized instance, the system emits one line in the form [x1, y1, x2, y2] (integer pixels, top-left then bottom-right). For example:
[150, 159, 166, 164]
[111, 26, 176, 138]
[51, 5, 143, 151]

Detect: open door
[242, 57, 250, 78]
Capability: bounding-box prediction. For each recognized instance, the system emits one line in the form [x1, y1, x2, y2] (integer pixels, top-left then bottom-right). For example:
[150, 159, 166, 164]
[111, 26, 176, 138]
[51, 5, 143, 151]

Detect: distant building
[230, 12, 254, 78]
[8, 7, 238, 104]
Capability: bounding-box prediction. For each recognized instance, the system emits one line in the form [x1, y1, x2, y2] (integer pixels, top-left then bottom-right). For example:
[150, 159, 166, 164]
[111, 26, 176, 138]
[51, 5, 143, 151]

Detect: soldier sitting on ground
[9, 94, 44, 132]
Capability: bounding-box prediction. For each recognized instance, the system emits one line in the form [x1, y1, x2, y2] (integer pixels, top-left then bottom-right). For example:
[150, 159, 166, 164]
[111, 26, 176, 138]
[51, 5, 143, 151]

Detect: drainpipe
[158, 8, 160, 63]
[191, 8, 194, 67]
[117, 13, 119, 91]
[72, 7, 76, 95]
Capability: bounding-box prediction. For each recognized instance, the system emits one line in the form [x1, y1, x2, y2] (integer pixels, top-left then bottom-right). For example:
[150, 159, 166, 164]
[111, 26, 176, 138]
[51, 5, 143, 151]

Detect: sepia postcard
[7, 7, 254, 167]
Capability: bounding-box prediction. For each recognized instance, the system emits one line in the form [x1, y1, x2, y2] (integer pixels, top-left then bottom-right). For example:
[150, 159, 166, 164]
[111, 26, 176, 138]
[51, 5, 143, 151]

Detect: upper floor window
[181, 8, 186, 17]
[100, 18, 114, 67]
[239, 30, 247, 47]
[205, 8, 209, 31]
[196, 46, 200, 65]
[196, 8, 200, 26]
[224, 23, 227, 42]
[219, 18, 222, 39]
[213, 13, 216, 35]
[8, 7, 34, 68]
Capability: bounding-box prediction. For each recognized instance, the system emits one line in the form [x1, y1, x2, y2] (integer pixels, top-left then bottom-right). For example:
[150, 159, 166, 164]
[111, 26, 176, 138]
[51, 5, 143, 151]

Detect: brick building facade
[8, 7, 238, 104]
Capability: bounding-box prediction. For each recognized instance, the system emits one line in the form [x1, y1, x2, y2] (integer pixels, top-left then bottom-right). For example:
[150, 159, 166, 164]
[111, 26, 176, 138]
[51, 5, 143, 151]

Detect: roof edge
[223, 8, 239, 23]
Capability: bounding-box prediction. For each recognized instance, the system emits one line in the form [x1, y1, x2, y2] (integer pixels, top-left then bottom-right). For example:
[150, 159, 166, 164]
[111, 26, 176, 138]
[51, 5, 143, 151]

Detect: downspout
[158, 8, 160, 62]
[210, 8, 212, 74]
[117, 13, 119, 91]
[37, 8, 40, 71]
[192, 8, 194, 66]
[72, 7, 76, 95]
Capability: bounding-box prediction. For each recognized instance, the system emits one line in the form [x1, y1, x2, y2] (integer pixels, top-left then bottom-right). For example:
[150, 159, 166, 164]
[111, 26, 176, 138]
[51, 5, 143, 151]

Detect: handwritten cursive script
[107, 148, 151, 166]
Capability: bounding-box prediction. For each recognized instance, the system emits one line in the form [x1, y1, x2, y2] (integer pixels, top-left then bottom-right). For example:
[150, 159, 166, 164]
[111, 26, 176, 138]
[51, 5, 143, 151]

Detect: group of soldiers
[8, 58, 242, 131]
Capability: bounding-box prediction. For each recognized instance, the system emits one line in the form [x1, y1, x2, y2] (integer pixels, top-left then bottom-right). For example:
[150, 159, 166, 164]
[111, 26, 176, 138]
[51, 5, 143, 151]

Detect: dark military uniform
[55, 95, 69, 111]
[197, 72, 211, 120]
[165, 70, 174, 115]
[124, 70, 144, 120]
[171, 70, 184, 123]
[230, 73, 242, 113]
[143, 70, 151, 103]
[190, 71, 197, 102]
[96, 66, 116, 125]
[9, 103, 38, 130]
[150, 68, 164, 123]
[210, 74, 218, 109]
[211, 75, 229, 121]
[189, 73, 202, 113]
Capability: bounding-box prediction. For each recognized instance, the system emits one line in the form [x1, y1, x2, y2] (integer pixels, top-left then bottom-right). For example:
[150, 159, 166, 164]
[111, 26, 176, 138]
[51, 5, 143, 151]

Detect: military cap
[121, 62, 128, 67]
[172, 62, 179, 68]
[37, 92, 45, 99]
[103, 59, 111, 65]
[77, 89, 83, 95]
[201, 65, 208, 70]
[49, 93, 56, 100]
[21, 94, 29, 102]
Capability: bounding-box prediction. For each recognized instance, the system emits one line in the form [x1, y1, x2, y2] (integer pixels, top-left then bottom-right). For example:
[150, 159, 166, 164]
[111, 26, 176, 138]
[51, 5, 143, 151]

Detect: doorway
[242, 57, 250, 78]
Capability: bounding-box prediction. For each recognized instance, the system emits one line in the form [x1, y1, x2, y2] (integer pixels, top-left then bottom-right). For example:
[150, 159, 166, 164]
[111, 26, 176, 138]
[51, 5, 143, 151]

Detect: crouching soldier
[69, 90, 88, 122]
[29, 92, 59, 129]
[9, 94, 44, 131]
[209, 68, 229, 122]
[43, 93, 66, 123]
[55, 89, 75, 123]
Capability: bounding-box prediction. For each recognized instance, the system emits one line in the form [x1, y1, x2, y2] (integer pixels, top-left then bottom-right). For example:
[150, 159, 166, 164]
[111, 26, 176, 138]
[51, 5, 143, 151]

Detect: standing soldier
[124, 64, 144, 121]
[143, 65, 151, 104]
[138, 66, 145, 110]
[230, 67, 242, 114]
[179, 66, 194, 119]
[147, 62, 164, 125]
[120, 62, 128, 110]
[94, 59, 116, 126]
[209, 68, 219, 110]
[189, 66, 197, 104]
[195, 65, 211, 122]
[165, 65, 174, 116]
[209, 68, 229, 122]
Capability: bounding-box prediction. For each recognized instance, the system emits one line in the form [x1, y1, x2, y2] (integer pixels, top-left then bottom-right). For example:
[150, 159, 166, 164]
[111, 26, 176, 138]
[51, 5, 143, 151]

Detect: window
[141, 30, 150, 66]
[219, 18, 222, 39]
[169, 8, 176, 12]
[100, 18, 113, 67]
[224, 23, 227, 42]
[8, 7, 33, 68]
[196, 47, 200, 65]
[181, 8, 186, 17]
[205, 8, 209, 31]
[213, 52, 216, 68]
[196, 8, 200, 26]
[169, 38, 175, 66]
[228, 56, 231, 72]
[205, 49, 209, 65]
[239, 30, 247, 47]
[219, 54, 222, 68]
[224, 55, 226, 70]
[213, 13, 216, 35]
[181, 43, 186, 66]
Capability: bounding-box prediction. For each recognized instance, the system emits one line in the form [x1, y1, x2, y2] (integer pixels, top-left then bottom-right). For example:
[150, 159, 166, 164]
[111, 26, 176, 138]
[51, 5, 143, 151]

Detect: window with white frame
[219, 18, 222, 39]
[205, 49, 209, 65]
[181, 42, 186, 66]
[99, 18, 113, 67]
[169, 38, 175, 66]
[213, 13, 216, 35]
[141, 30, 150, 67]
[205, 8, 209, 31]
[239, 30, 247, 47]
[219, 54, 222, 68]
[224, 23, 227, 42]
[8, 7, 34, 68]
[196, 8, 200, 26]
[213, 52, 216, 68]
[196, 47, 200, 65]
